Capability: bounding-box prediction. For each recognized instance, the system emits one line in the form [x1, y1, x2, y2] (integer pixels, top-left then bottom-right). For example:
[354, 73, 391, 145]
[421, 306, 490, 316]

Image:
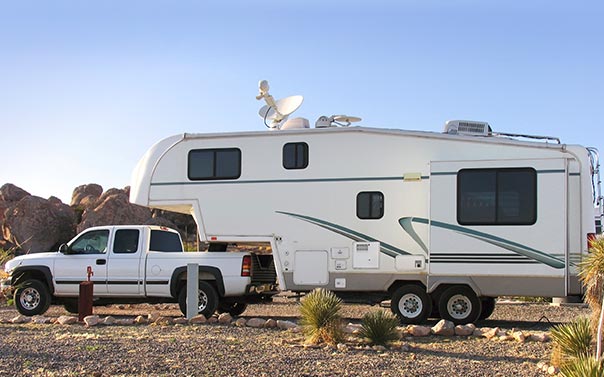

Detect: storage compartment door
[293, 250, 328, 285]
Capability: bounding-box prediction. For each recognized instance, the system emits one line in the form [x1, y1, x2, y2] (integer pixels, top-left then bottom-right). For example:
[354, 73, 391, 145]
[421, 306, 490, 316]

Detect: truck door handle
[96, 259, 107, 265]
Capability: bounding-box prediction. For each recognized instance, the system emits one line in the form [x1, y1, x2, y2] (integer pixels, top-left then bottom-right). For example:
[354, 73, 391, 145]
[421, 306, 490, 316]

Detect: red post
[78, 266, 94, 321]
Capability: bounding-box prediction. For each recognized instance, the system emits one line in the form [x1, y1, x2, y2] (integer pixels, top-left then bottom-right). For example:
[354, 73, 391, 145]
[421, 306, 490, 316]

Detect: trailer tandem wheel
[438, 285, 482, 325]
[390, 285, 432, 324]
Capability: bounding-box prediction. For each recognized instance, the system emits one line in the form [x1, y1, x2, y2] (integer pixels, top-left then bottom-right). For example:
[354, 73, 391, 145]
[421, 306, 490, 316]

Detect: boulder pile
[0, 183, 197, 255]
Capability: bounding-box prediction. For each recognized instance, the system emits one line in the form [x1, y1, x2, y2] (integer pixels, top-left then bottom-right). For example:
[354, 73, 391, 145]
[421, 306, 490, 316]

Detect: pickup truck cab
[4, 225, 277, 317]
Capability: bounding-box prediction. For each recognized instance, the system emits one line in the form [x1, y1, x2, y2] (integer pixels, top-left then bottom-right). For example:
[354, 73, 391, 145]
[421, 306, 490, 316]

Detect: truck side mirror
[58, 244, 69, 254]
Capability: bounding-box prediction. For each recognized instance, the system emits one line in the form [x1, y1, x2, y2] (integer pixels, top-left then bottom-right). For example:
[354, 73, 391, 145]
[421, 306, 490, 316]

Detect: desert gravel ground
[0, 299, 591, 377]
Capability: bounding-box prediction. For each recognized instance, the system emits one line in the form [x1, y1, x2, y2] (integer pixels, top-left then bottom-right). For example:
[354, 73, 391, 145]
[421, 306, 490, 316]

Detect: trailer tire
[438, 286, 481, 325]
[178, 280, 219, 318]
[63, 299, 79, 314]
[217, 302, 248, 317]
[14, 279, 51, 316]
[390, 285, 432, 324]
[478, 297, 496, 320]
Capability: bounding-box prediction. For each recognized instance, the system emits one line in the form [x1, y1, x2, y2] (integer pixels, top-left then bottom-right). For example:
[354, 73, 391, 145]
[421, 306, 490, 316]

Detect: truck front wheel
[14, 280, 51, 316]
[178, 280, 219, 318]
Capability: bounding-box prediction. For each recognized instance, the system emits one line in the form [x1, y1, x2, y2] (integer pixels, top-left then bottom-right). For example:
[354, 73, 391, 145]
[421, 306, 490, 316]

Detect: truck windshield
[150, 230, 183, 252]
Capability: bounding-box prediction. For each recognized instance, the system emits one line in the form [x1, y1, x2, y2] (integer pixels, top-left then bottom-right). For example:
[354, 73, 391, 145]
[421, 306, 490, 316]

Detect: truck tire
[479, 297, 496, 320]
[218, 302, 248, 317]
[390, 285, 432, 324]
[438, 285, 482, 325]
[14, 280, 51, 316]
[63, 299, 79, 314]
[178, 280, 219, 318]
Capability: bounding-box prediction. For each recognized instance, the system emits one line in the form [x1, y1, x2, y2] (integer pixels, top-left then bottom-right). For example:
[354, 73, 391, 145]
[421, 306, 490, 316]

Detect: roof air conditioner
[444, 120, 492, 136]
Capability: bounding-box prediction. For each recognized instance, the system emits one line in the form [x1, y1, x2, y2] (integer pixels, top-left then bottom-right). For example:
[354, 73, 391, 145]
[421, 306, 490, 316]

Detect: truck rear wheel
[438, 285, 481, 325]
[479, 297, 496, 320]
[218, 302, 248, 317]
[14, 280, 51, 316]
[178, 280, 219, 318]
[390, 285, 432, 324]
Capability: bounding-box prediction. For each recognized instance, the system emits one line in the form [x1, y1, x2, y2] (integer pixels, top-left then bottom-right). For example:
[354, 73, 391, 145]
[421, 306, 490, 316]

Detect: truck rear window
[150, 230, 183, 252]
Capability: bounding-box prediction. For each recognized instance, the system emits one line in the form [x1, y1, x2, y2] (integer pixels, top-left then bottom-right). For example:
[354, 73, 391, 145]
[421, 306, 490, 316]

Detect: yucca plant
[579, 236, 604, 357]
[299, 288, 344, 345]
[560, 355, 604, 377]
[551, 317, 593, 367]
[358, 310, 400, 346]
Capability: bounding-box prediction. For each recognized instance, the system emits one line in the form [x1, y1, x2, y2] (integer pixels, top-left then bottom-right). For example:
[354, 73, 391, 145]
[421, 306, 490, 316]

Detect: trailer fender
[426, 277, 482, 298]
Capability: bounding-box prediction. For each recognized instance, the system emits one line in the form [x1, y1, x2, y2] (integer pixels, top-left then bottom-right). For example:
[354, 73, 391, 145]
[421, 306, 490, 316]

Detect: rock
[173, 317, 188, 325]
[408, 325, 431, 337]
[2, 195, 76, 254]
[218, 313, 232, 324]
[189, 315, 207, 325]
[455, 324, 475, 336]
[0, 183, 30, 203]
[246, 318, 266, 328]
[344, 323, 363, 334]
[0, 318, 9, 324]
[207, 317, 218, 324]
[102, 316, 117, 326]
[336, 343, 348, 352]
[77, 188, 151, 233]
[530, 333, 550, 342]
[71, 184, 103, 207]
[11, 315, 31, 324]
[276, 320, 298, 330]
[547, 365, 559, 375]
[482, 327, 500, 340]
[511, 330, 526, 343]
[83, 315, 101, 327]
[498, 335, 514, 341]
[134, 315, 148, 325]
[32, 316, 51, 324]
[116, 318, 134, 326]
[264, 318, 277, 328]
[147, 313, 160, 322]
[154, 316, 173, 326]
[373, 345, 387, 352]
[431, 320, 455, 336]
[234, 318, 247, 327]
[537, 361, 546, 370]
[57, 316, 78, 325]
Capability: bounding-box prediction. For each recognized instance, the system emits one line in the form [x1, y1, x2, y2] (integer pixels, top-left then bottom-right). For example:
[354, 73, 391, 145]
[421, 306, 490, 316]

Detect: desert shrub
[299, 288, 344, 345]
[551, 317, 593, 367]
[560, 355, 604, 377]
[580, 236, 604, 336]
[358, 310, 400, 346]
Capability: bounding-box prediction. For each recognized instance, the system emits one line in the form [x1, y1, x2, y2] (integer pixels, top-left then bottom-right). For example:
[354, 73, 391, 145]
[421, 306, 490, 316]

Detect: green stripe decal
[399, 217, 565, 269]
[276, 211, 410, 258]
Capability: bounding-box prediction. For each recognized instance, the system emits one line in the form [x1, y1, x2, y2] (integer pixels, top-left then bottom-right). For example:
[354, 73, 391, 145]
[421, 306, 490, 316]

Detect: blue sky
[1, 1, 602, 203]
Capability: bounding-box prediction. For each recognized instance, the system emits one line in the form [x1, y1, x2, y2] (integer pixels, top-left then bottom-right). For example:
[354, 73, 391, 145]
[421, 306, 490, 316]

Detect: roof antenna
[256, 80, 304, 130]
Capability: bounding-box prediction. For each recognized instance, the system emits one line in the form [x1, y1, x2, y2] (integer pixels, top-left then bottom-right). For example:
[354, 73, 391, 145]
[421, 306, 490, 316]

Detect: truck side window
[457, 167, 537, 225]
[150, 230, 183, 252]
[283, 142, 308, 169]
[113, 229, 140, 254]
[70, 230, 109, 254]
[357, 192, 384, 219]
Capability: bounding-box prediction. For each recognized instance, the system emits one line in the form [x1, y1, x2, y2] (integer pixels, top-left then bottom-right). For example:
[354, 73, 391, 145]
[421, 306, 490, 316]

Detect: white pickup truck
[4, 225, 278, 317]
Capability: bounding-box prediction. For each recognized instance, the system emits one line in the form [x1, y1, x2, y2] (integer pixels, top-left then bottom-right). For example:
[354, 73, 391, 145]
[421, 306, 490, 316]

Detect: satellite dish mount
[256, 80, 304, 130]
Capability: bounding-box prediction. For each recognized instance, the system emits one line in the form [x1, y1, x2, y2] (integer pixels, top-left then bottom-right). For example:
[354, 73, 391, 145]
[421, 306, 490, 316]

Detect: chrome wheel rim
[399, 293, 422, 318]
[447, 294, 472, 320]
[198, 290, 208, 311]
[20, 287, 41, 310]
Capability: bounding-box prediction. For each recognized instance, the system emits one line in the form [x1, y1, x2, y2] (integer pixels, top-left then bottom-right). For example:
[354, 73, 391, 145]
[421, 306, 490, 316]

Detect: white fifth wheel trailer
[130, 82, 603, 324]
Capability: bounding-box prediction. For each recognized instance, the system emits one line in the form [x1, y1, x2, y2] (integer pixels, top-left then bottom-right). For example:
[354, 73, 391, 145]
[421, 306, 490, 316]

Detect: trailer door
[429, 158, 569, 297]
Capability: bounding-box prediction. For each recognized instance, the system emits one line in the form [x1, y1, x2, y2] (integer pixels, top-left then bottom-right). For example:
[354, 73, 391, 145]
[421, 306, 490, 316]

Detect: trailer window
[150, 230, 183, 252]
[283, 142, 308, 169]
[457, 168, 536, 225]
[357, 192, 384, 219]
[188, 148, 241, 180]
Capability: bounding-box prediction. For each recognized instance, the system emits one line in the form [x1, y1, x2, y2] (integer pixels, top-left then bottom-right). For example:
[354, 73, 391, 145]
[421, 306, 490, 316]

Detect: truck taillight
[588, 233, 597, 250]
[241, 255, 252, 277]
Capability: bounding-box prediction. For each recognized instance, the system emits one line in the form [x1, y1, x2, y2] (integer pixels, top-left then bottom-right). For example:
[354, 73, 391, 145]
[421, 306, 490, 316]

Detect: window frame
[282, 142, 309, 170]
[457, 167, 537, 226]
[188, 148, 241, 181]
[356, 191, 385, 220]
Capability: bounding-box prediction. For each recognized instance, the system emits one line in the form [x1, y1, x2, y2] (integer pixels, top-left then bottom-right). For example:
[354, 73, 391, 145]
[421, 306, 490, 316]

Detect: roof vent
[444, 120, 492, 136]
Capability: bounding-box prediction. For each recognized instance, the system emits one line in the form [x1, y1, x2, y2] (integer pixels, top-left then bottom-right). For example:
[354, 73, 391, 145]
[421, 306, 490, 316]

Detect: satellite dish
[333, 115, 362, 123]
[258, 95, 304, 122]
